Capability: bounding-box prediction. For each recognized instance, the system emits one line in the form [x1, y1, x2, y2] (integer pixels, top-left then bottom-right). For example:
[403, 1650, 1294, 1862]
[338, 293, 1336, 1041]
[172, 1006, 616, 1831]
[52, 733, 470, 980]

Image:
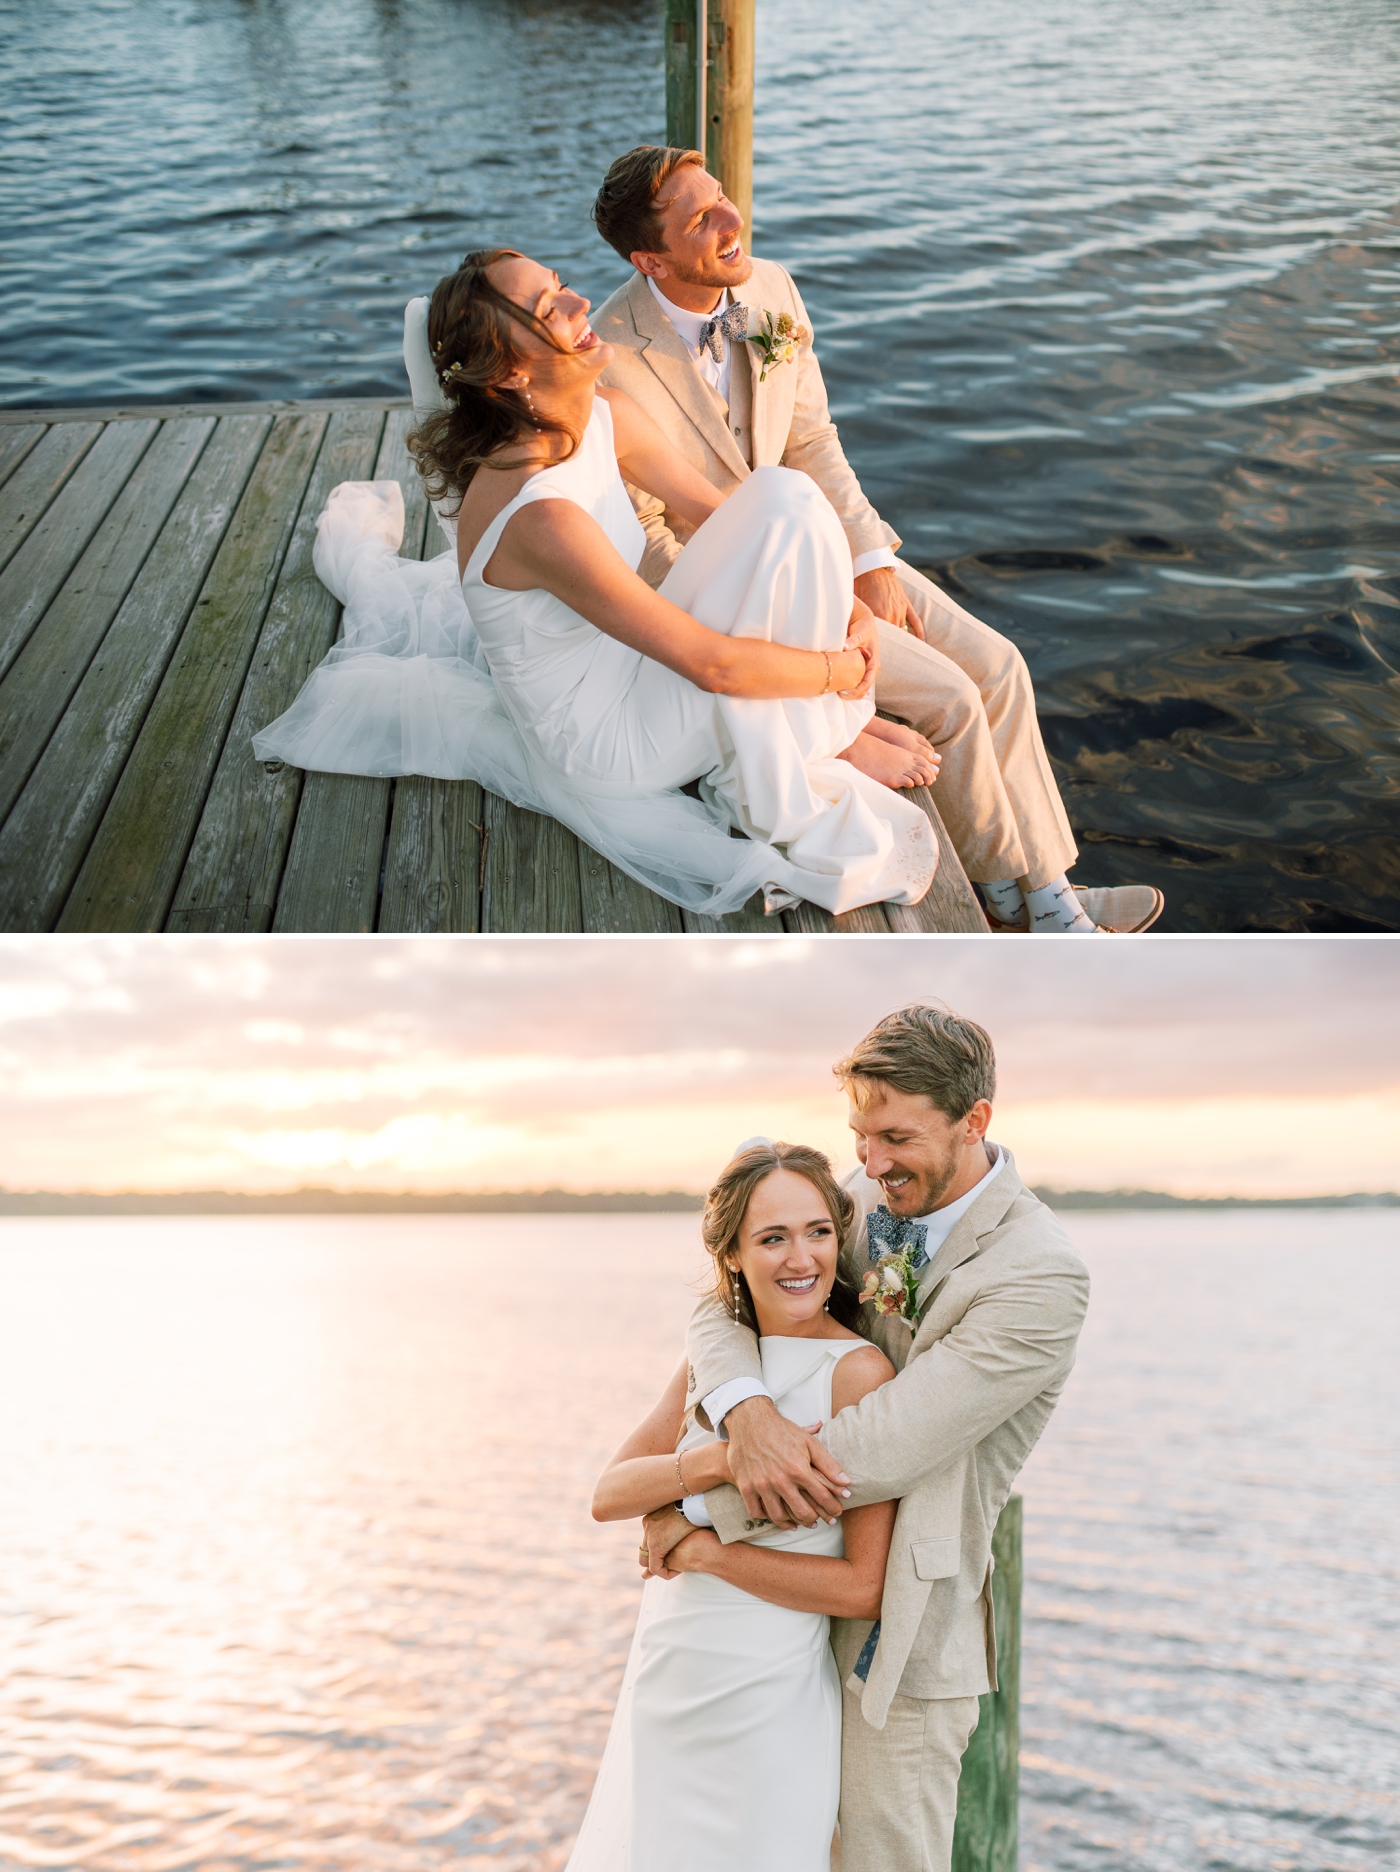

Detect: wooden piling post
[952, 1494, 1022, 1872]
[664, 0, 755, 247]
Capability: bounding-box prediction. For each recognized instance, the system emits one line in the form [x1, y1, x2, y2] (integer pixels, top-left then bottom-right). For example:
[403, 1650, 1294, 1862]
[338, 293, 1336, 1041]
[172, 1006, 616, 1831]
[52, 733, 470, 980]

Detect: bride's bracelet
[676, 1449, 688, 1495]
[823, 645, 865, 695]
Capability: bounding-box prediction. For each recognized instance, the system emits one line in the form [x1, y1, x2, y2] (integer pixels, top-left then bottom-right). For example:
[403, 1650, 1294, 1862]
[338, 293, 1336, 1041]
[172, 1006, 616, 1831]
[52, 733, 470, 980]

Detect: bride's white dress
[252, 401, 935, 916]
[567, 1337, 867, 1872]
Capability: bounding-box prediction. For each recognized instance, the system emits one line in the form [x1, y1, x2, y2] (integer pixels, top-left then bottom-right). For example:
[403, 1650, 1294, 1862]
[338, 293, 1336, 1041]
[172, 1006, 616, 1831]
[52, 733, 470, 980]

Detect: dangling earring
[731, 1270, 741, 1322]
[523, 383, 535, 418]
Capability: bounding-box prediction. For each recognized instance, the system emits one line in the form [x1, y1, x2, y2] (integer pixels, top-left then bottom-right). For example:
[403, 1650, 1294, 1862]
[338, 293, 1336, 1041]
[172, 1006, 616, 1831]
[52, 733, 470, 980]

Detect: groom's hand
[854, 568, 925, 641]
[724, 1397, 851, 1529]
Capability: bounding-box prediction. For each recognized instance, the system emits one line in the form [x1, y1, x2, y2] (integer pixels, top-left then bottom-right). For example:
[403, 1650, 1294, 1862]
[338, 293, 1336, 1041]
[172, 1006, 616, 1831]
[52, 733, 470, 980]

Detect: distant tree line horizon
[0, 1186, 1396, 1216]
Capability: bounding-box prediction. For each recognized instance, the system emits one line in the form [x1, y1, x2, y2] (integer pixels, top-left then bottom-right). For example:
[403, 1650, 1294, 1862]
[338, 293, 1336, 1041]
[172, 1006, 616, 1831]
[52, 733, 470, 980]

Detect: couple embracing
[572, 1003, 1090, 1872]
[255, 144, 1163, 929]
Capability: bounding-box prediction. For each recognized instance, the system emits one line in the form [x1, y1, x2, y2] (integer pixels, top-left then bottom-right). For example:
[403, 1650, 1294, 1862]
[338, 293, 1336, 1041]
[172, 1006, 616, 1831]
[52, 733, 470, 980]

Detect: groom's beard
[664, 250, 754, 291]
[877, 1149, 961, 1218]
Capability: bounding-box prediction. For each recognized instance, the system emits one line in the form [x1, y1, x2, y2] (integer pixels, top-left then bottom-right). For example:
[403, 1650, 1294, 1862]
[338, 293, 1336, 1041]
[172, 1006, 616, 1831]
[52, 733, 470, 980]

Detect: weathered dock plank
[0, 418, 215, 827]
[579, 844, 685, 933]
[784, 900, 892, 934]
[270, 411, 426, 932]
[0, 398, 409, 425]
[0, 419, 160, 682]
[0, 424, 47, 493]
[378, 776, 486, 933]
[0, 399, 993, 934]
[56, 413, 325, 931]
[273, 773, 395, 932]
[682, 894, 776, 933]
[167, 407, 388, 932]
[0, 422, 102, 576]
[481, 794, 584, 931]
[0, 415, 272, 931]
[886, 785, 989, 933]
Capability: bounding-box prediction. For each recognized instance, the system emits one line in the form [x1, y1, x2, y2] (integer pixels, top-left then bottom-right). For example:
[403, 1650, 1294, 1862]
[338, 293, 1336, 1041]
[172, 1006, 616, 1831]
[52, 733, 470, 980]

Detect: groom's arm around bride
[657, 1006, 1090, 1872]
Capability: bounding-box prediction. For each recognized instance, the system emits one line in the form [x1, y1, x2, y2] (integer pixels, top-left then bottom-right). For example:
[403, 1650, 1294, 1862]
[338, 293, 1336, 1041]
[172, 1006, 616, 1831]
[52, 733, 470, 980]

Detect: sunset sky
[1, 936, 1395, 1198]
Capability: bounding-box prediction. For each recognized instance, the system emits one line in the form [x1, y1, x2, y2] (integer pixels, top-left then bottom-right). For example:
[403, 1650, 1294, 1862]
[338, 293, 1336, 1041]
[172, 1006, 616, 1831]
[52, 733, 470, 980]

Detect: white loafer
[1074, 885, 1166, 933]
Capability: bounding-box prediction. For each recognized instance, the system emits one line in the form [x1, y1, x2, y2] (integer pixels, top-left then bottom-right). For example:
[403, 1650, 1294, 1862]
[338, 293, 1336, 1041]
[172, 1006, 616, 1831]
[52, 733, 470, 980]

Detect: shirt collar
[913, 1146, 1005, 1255]
[646, 276, 730, 351]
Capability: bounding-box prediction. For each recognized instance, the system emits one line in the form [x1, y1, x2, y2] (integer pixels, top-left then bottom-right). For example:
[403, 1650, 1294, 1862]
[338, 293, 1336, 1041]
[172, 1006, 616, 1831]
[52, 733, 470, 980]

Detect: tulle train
[251, 483, 800, 917]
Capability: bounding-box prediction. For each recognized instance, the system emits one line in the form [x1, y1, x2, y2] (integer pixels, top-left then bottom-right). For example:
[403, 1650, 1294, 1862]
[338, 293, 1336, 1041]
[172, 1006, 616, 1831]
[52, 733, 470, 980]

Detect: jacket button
[744, 1519, 755, 1530]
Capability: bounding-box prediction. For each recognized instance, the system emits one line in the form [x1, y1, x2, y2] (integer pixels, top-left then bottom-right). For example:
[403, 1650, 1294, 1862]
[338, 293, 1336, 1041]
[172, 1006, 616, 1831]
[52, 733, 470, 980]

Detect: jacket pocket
[911, 1536, 959, 1581]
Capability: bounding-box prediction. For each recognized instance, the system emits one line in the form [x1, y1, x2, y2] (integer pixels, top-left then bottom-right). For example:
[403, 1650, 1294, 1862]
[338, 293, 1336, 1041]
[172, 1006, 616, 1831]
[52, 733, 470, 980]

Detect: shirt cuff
[680, 1494, 714, 1527]
[851, 547, 899, 578]
[701, 1376, 771, 1432]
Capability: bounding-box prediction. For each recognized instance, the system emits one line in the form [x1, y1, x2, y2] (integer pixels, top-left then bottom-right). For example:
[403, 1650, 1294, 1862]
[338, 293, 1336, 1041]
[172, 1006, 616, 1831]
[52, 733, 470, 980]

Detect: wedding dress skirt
[253, 401, 935, 916]
[566, 1337, 867, 1872]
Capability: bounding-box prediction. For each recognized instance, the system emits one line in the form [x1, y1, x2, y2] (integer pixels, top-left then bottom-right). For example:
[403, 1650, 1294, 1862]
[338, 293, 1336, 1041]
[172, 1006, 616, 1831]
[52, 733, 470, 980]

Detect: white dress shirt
[681, 1148, 1006, 1525]
[644, 276, 897, 583]
[647, 275, 734, 409]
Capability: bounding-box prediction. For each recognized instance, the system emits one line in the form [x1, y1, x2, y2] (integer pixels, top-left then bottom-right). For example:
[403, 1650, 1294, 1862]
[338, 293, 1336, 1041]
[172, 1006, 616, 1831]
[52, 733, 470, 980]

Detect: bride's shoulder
[595, 384, 641, 433]
[831, 1338, 896, 1411]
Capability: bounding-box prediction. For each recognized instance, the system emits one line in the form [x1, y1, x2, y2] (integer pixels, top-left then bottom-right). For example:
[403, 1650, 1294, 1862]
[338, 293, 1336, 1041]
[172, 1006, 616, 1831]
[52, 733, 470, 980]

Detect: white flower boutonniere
[859, 1249, 924, 1328]
[748, 310, 812, 383]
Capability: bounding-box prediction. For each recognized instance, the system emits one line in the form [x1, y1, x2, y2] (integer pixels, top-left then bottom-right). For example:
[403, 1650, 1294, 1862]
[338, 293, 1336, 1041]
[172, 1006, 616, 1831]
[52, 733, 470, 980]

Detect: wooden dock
[0, 400, 988, 933]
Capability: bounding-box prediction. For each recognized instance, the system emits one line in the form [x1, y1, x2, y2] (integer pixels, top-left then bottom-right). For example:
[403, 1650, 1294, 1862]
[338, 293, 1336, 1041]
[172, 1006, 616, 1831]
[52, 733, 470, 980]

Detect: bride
[570, 1141, 896, 1872]
[252, 250, 939, 916]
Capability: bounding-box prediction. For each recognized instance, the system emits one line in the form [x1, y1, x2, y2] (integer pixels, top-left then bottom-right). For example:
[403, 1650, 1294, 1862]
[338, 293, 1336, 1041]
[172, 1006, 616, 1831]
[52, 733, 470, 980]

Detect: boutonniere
[860, 1248, 925, 1328]
[748, 310, 811, 383]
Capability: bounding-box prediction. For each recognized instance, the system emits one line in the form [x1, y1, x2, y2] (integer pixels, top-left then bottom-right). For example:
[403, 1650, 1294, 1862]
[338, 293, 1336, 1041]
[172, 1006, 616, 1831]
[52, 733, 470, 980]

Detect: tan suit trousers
[832, 1621, 981, 1872]
[877, 564, 1077, 890]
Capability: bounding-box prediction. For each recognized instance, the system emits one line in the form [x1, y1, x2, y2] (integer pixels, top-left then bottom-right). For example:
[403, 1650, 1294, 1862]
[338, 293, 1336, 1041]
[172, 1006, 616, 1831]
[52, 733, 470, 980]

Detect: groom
[591, 145, 1164, 935]
[642, 1004, 1091, 1872]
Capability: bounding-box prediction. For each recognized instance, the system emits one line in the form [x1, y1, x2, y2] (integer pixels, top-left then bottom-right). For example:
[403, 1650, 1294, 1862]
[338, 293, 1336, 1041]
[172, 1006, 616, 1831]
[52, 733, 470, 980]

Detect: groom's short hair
[593, 145, 705, 263]
[835, 1005, 996, 1120]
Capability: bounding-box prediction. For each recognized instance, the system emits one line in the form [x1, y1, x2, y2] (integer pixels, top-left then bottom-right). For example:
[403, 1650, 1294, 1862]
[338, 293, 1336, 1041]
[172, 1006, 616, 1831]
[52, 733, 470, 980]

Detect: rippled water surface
[1, 1211, 1397, 1872]
[2, 0, 1399, 928]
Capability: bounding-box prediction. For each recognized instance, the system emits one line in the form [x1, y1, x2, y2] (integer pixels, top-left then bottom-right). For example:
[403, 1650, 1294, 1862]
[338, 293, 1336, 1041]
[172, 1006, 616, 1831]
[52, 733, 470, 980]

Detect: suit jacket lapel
[625, 273, 750, 479]
[913, 1152, 1028, 1319]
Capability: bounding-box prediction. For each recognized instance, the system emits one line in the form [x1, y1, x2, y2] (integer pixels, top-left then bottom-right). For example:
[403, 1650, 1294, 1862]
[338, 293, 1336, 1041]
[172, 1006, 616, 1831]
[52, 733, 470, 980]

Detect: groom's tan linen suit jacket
[593, 266, 1077, 890]
[686, 1150, 1089, 1731]
[595, 259, 896, 581]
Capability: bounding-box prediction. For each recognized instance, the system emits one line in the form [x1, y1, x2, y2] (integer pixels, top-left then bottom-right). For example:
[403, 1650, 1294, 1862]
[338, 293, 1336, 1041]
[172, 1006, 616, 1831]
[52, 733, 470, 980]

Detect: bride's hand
[842, 602, 880, 701]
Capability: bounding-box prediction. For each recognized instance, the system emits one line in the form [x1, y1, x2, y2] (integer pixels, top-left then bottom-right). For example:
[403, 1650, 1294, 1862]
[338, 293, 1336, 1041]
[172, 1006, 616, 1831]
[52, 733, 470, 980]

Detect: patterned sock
[1025, 876, 1098, 932]
[981, 879, 1029, 928]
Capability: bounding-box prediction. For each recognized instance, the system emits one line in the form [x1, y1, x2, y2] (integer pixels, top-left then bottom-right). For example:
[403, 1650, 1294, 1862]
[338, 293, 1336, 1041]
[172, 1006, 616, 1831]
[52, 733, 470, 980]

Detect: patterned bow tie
[698, 302, 748, 363]
[866, 1206, 929, 1268]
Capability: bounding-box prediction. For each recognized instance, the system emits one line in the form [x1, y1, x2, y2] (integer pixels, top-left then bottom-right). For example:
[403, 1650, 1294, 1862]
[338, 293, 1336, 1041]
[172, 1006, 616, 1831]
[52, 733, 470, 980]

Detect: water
[1, 0, 1398, 929]
[0, 1209, 1396, 1872]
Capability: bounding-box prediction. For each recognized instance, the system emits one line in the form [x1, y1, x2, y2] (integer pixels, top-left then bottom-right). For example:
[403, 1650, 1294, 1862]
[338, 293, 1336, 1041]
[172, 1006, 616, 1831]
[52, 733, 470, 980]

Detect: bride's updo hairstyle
[701, 1142, 865, 1334]
[408, 247, 582, 515]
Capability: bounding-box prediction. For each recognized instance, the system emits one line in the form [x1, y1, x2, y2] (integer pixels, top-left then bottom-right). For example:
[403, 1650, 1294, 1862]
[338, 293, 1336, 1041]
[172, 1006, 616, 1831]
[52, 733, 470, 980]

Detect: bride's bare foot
[838, 726, 941, 790]
[861, 716, 935, 756]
